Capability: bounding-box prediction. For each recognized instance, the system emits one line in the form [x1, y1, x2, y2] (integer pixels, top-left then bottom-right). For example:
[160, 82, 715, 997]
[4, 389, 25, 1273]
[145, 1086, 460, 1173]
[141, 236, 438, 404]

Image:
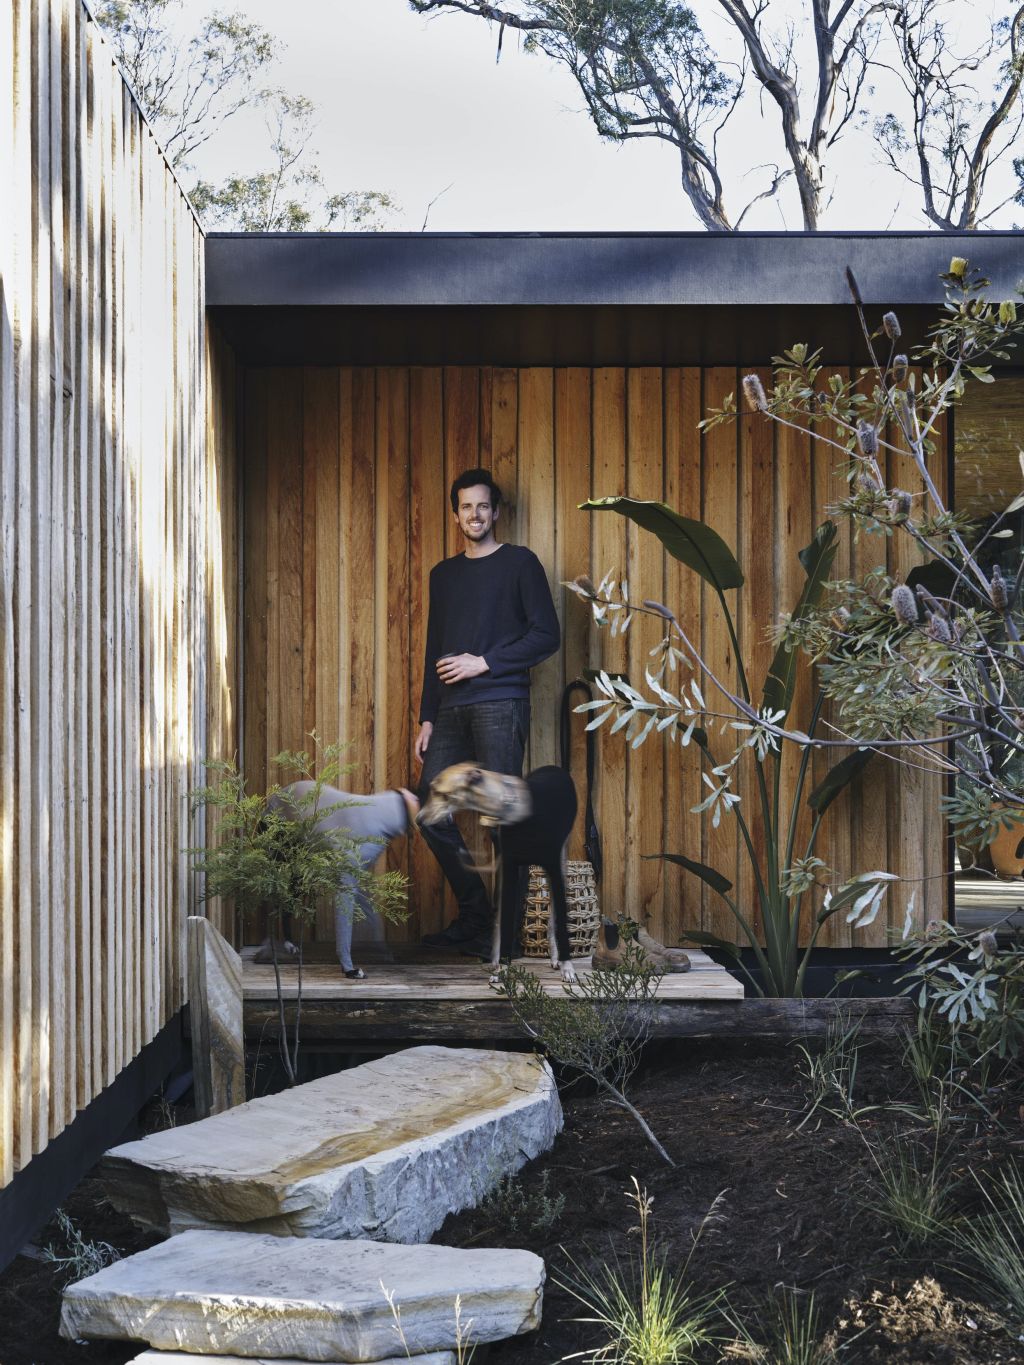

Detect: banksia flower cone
[882, 311, 901, 340]
[979, 930, 999, 959]
[892, 354, 909, 383]
[742, 374, 768, 413]
[891, 584, 918, 625]
[989, 565, 1009, 611]
[857, 421, 879, 457]
[927, 612, 953, 643]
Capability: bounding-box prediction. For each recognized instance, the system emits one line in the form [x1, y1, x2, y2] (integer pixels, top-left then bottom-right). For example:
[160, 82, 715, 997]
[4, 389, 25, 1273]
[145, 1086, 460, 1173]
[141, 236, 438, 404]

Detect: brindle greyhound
[418, 762, 578, 982]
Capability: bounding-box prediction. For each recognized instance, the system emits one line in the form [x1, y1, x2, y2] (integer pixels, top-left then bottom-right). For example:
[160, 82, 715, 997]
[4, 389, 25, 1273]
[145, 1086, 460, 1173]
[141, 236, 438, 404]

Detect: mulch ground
[2, 1037, 1023, 1364]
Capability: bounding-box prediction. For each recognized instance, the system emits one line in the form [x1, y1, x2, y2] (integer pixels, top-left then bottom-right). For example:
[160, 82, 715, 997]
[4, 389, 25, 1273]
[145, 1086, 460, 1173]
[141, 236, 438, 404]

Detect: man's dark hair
[450, 468, 502, 514]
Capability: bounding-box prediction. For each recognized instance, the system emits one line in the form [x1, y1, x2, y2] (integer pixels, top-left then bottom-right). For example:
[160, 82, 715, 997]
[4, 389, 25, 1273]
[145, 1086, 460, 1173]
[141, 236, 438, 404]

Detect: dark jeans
[419, 698, 529, 930]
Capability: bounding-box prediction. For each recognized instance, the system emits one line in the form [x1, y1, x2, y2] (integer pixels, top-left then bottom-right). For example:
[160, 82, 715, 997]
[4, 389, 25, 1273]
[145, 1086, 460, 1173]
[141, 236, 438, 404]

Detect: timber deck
[241, 949, 913, 1043]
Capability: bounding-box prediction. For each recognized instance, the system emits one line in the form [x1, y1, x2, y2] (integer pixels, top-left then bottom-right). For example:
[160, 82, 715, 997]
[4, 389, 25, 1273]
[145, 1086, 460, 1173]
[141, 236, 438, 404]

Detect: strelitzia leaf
[645, 852, 734, 895]
[581, 497, 743, 591]
[807, 748, 874, 815]
[763, 521, 838, 718]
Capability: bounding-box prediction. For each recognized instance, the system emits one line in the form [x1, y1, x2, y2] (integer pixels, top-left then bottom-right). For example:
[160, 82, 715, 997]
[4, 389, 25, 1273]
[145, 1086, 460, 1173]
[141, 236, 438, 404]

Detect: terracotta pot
[989, 812, 1024, 878]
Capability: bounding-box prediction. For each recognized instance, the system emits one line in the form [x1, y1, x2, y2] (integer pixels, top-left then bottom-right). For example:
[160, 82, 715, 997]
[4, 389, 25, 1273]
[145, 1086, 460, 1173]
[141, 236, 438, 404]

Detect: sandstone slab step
[128, 1352, 454, 1365]
[61, 1229, 544, 1361]
[101, 1046, 561, 1242]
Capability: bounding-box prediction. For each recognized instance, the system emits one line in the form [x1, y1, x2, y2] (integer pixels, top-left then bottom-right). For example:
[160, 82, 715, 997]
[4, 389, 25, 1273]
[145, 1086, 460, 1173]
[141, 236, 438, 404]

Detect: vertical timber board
[409, 367, 446, 935]
[589, 369, 628, 921]
[850, 371, 892, 949]
[346, 369, 377, 796]
[306, 367, 339, 940]
[487, 367, 519, 549]
[738, 373, 776, 943]
[811, 369, 855, 947]
[243, 373, 269, 798]
[554, 369, 592, 860]
[518, 369, 557, 769]
[625, 368, 665, 927]
[442, 368, 479, 561]
[375, 369, 412, 940]
[48, 0, 69, 1129]
[774, 376, 816, 947]
[301, 373, 317, 747]
[269, 370, 305, 768]
[701, 369, 741, 945]
[662, 370, 704, 947]
[0, 0, 16, 1186]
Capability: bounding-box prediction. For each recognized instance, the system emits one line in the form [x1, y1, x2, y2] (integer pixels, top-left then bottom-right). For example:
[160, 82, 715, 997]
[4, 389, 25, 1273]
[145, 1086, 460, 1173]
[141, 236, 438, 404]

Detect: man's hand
[436, 653, 489, 685]
[414, 721, 433, 764]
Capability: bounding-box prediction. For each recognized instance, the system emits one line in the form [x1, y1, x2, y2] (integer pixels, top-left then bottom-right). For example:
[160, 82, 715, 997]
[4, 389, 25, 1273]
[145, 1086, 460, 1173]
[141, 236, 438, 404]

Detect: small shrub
[482, 1169, 566, 1239]
[41, 1210, 120, 1285]
[557, 1179, 723, 1365]
[498, 946, 672, 1165]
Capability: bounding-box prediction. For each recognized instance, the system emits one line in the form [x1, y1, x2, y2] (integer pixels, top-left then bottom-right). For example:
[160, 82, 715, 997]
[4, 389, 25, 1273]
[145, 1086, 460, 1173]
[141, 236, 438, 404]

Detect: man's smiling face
[456, 484, 498, 543]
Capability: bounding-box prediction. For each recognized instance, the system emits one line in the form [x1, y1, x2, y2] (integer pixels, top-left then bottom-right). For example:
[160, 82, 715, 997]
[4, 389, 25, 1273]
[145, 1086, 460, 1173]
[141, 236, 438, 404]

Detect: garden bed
[2, 1036, 1023, 1364]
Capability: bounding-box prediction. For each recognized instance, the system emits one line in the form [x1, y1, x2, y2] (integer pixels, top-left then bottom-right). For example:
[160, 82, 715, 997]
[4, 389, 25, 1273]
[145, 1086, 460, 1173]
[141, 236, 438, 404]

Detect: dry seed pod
[882, 311, 902, 340]
[892, 354, 909, 383]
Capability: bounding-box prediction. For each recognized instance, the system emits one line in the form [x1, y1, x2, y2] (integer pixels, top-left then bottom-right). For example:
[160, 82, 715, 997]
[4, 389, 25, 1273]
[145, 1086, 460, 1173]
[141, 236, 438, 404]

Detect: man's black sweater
[418, 543, 560, 724]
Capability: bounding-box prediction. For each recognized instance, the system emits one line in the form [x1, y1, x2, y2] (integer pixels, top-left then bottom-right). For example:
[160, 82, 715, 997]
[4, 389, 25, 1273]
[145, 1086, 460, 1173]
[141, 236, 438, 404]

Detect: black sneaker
[422, 922, 491, 957]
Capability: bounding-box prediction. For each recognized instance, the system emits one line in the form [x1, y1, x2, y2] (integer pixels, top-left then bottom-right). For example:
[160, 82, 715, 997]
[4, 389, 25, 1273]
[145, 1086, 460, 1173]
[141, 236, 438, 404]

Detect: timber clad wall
[0, 0, 231, 1187]
[242, 365, 946, 953]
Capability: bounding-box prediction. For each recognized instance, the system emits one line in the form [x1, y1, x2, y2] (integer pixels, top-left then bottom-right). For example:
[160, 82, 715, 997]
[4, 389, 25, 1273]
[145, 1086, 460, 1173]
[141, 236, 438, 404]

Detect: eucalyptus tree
[409, 0, 892, 230]
[94, 0, 397, 231]
[873, 0, 1024, 231]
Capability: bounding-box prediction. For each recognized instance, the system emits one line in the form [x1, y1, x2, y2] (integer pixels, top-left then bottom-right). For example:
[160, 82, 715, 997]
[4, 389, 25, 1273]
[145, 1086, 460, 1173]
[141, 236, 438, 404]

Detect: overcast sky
[171, 0, 1020, 233]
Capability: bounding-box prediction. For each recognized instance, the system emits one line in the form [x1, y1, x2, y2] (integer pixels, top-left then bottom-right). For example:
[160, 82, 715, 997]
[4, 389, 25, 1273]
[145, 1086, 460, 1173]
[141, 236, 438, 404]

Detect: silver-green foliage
[895, 921, 1024, 1065]
[42, 1210, 121, 1286]
[481, 1169, 567, 1239]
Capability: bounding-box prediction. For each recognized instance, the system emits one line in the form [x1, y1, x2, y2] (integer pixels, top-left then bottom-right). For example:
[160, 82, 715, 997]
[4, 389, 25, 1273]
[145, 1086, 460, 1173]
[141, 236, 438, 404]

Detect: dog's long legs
[548, 842, 576, 982]
[490, 834, 504, 975]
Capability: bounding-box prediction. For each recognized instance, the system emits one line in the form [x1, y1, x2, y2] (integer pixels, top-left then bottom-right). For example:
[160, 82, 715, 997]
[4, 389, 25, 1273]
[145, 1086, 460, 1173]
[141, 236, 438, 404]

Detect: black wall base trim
[0, 1008, 185, 1274]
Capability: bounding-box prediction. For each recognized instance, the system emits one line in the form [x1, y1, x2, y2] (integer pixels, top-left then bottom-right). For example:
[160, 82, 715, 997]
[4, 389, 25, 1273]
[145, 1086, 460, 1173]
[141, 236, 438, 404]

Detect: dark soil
[3, 1038, 1024, 1364]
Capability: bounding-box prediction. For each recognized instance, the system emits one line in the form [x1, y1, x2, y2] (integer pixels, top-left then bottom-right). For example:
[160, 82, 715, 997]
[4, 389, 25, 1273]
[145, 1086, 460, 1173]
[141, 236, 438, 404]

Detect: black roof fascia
[205, 231, 1024, 309]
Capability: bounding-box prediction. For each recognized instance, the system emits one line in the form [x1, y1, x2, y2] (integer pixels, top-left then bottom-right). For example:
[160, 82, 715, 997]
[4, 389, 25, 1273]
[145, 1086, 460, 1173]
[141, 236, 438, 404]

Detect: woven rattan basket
[521, 861, 600, 958]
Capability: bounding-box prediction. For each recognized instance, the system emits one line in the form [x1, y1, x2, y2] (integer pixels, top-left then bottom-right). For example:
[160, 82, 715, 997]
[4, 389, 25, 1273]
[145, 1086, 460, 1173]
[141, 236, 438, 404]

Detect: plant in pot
[191, 736, 408, 1085]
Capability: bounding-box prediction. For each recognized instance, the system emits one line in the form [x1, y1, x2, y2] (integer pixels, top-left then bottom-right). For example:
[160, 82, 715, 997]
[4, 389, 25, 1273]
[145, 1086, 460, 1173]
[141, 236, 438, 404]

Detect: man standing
[415, 468, 560, 955]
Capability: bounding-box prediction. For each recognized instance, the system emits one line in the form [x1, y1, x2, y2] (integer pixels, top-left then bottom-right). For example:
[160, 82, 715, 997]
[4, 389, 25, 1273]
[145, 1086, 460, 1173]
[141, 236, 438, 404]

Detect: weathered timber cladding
[0, 1, 235, 1187]
[241, 366, 947, 952]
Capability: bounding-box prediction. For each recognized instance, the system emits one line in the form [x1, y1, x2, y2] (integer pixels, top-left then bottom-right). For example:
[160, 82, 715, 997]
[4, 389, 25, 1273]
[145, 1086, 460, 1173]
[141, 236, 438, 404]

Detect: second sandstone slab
[102, 1045, 562, 1240]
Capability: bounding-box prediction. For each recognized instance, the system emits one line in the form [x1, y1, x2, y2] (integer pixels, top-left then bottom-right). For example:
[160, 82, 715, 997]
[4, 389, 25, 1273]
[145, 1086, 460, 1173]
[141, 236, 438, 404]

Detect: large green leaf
[807, 747, 874, 815]
[581, 497, 743, 591]
[644, 852, 733, 895]
[762, 520, 839, 718]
